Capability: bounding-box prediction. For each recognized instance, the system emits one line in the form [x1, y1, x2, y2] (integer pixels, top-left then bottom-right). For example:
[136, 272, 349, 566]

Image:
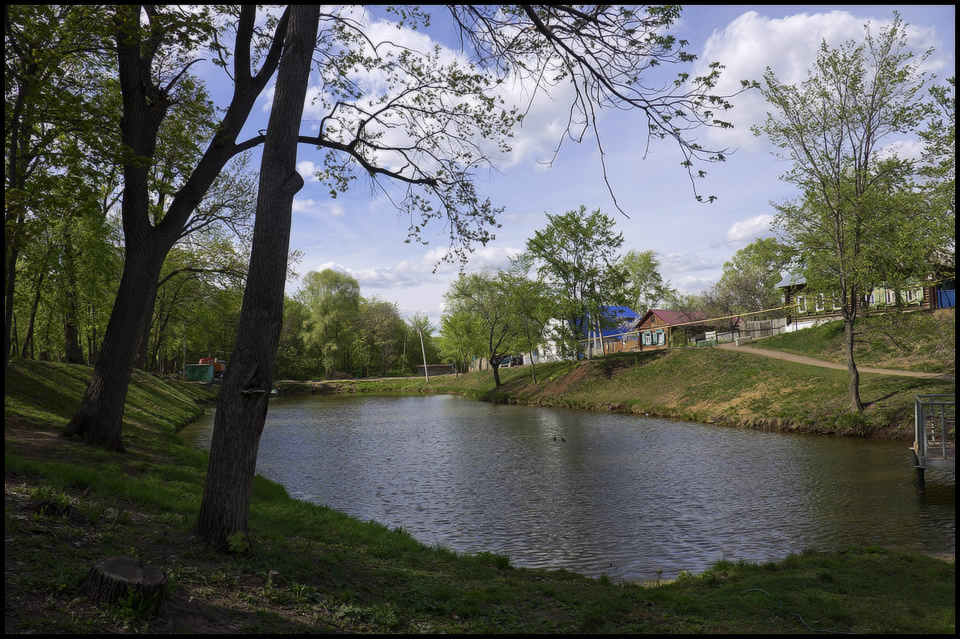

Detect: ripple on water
[180, 394, 955, 582]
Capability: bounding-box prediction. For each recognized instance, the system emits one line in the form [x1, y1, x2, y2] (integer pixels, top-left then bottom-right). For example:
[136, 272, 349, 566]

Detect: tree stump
[81, 556, 167, 614]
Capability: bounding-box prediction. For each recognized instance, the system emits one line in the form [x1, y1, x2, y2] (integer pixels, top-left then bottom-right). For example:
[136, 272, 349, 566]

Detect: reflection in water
[181, 394, 955, 582]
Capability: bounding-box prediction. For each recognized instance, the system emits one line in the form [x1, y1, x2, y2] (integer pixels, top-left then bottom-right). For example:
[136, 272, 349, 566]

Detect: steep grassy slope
[757, 308, 955, 374]
[283, 347, 955, 439]
[4, 359, 955, 633]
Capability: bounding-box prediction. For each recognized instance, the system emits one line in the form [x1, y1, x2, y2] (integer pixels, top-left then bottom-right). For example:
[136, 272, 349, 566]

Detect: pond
[180, 394, 955, 582]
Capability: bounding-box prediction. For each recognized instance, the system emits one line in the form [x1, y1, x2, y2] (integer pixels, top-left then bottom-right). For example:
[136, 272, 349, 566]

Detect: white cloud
[661, 253, 723, 274]
[673, 274, 720, 293]
[308, 244, 523, 290]
[296, 161, 321, 182]
[292, 198, 344, 217]
[692, 10, 947, 152]
[316, 260, 427, 289]
[876, 138, 927, 163]
[725, 214, 774, 248]
[657, 213, 776, 292]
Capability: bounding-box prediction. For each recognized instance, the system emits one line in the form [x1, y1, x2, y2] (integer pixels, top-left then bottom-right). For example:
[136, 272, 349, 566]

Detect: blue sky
[193, 5, 955, 326]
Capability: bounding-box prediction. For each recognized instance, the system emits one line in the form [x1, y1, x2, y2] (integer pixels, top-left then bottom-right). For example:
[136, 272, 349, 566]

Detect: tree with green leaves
[755, 16, 936, 411]
[918, 77, 955, 243]
[60, 5, 293, 451]
[619, 249, 672, 316]
[300, 269, 362, 379]
[437, 309, 484, 376]
[445, 272, 524, 387]
[712, 238, 788, 316]
[274, 297, 317, 380]
[359, 297, 404, 377]
[5, 5, 116, 371]
[524, 206, 627, 358]
[501, 259, 553, 383]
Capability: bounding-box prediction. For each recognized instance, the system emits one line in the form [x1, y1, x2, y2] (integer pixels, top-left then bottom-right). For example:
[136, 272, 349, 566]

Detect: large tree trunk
[62, 244, 164, 451]
[196, 5, 319, 551]
[491, 360, 502, 387]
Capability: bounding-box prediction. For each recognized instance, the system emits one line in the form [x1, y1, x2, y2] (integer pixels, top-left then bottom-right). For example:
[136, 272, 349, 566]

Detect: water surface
[181, 394, 955, 582]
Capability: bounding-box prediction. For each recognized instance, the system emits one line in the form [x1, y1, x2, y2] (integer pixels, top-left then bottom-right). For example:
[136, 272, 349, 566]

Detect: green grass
[757, 308, 955, 374]
[4, 358, 955, 633]
[284, 345, 954, 439]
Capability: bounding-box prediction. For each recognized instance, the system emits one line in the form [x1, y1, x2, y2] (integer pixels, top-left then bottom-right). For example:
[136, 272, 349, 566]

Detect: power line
[659, 218, 772, 254]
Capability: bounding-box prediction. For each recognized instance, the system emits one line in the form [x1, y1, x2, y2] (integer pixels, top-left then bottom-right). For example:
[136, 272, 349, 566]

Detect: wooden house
[634, 309, 724, 349]
[778, 270, 955, 330]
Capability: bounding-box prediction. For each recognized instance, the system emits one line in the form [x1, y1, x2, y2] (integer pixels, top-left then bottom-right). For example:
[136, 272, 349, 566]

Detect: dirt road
[716, 343, 955, 380]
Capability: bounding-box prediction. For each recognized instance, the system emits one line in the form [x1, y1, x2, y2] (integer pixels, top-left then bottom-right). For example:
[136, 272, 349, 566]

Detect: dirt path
[716, 343, 956, 380]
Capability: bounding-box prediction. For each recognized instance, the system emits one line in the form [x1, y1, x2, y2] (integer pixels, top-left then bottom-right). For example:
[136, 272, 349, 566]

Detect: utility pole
[418, 327, 429, 381]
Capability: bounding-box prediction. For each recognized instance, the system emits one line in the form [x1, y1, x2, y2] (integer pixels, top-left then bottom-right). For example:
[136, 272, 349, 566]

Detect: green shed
[185, 363, 215, 383]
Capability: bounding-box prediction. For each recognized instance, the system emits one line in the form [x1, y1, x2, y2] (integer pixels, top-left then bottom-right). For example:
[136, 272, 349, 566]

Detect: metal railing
[914, 395, 956, 469]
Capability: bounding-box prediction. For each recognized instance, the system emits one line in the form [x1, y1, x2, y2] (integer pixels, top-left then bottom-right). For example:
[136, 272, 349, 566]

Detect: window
[642, 331, 652, 346]
[655, 329, 665, 346]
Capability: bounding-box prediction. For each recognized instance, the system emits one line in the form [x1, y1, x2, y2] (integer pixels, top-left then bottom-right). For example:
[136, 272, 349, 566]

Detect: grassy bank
[4, 359, 955, 633]
[279, 345, 955, 440]
[758, 308, 955, 374]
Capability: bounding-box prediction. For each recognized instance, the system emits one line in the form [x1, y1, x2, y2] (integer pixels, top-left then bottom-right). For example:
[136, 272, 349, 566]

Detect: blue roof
[603, 305, 639, 319]
[581, 305, 638, 338]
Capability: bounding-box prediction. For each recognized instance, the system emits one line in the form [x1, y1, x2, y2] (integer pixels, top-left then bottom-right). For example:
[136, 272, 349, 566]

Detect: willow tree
[755, 16, 934, 411]
[299, 269, 361, 378]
